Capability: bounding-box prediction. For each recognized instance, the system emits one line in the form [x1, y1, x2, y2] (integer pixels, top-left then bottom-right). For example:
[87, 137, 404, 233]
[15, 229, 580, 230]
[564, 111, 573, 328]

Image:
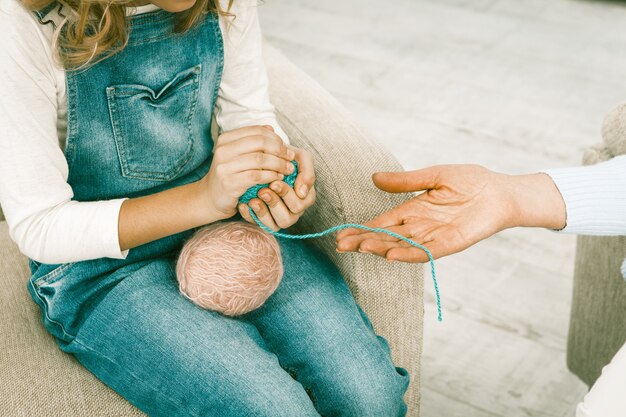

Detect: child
[0, 0, 410, 415]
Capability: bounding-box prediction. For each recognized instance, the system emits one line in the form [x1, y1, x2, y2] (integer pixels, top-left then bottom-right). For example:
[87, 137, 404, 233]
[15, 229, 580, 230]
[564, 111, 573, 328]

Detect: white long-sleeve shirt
[544, 154, 626, 281]
[0, 0, 287, 264]
[544, 158, 626, 417]
[544, 154, 626, 236]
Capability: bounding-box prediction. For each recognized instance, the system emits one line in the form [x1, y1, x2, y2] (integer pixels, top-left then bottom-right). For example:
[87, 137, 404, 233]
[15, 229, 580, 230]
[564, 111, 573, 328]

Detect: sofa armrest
[601, 102, 626, 157]
[567, 101, 626, 386]
[567, 144, 626, 386]
[263, 41, 424, 416]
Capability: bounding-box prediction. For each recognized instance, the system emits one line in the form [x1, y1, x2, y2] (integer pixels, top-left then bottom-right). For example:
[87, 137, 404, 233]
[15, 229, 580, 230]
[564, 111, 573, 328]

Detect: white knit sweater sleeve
[542, 155, 626, 235]
[215, 0, 289, 143]
[0, 1, 129, 264]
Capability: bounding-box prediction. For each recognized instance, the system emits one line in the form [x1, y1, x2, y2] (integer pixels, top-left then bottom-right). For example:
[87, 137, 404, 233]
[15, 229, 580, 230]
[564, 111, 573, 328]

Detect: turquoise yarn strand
[247, 208, 443, 322]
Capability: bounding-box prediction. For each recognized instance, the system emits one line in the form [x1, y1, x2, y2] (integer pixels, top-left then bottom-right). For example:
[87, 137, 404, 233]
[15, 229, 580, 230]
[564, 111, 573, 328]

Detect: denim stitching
[63, 74, 78, 168]
[183, 65, 201, 173]
[211, 13, 225, 114]
[106, 88, 130, 177]
[32, 262, 76, 288]
[106, 66, 201, 181]
[128, 10, 172, 27]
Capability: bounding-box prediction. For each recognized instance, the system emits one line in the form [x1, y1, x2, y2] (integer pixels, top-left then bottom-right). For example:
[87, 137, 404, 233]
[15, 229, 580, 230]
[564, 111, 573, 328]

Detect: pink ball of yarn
[176, 221, 283, 316]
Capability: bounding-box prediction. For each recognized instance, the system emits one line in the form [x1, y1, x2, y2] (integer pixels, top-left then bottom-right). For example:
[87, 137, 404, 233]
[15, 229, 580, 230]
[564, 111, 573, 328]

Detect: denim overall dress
[26, 5, 410, 417]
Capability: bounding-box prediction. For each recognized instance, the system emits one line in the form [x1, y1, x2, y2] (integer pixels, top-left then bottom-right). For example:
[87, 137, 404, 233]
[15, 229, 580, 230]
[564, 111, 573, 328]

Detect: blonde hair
[22, 0, 231, 69]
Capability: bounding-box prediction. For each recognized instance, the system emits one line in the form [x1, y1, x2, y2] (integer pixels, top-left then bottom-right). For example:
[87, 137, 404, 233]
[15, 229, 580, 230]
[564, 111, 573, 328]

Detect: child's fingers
[292, 147, 315, 199]
[216, 131, 295, 162]
[233, 170, 284, 194]
[238, 203, 255, 224]
[249, 199, 280, 232]
[258, 189, 299, 229]
[216, 126, 277, 147]
[268, 181, 307, 214]
[226, 153, 295, 176]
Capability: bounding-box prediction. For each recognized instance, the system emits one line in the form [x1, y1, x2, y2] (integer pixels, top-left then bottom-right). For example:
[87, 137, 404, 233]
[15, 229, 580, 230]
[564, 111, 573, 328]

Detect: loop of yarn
[239, 162, 443, 322]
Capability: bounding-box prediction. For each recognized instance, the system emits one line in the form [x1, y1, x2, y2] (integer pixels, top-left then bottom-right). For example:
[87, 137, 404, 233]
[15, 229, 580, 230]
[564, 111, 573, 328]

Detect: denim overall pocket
[106, 64, 202, 181]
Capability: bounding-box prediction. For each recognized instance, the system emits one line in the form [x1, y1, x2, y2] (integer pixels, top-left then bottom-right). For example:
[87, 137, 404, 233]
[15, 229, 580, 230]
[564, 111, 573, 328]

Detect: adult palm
[335, 164, 565, 263]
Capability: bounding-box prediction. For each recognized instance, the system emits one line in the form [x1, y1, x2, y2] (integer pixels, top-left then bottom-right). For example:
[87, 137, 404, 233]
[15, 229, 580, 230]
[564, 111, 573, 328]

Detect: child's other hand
[198, 126, 295, 221]
[239, 146, 316, 231]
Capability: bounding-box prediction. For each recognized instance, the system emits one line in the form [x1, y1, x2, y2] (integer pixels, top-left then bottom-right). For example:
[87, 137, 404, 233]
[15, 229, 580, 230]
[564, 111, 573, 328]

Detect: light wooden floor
[258, 1, 626, 416]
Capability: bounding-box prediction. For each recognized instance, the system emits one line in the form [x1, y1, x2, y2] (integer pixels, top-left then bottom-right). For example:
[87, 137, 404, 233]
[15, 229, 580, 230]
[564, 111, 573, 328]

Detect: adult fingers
[335, 206, 403, 241]
[373, 166, 442, 193]
[385, 239, 445, 263]
[292, 147, 315, 199]
[336, 224, 414, 252]
[355, 239, 407, 258]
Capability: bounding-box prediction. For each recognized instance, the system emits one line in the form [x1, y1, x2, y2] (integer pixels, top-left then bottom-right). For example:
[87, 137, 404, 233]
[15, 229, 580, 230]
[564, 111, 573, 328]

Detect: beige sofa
[0, 43, 424, 416]
[567, 103, 626, 387]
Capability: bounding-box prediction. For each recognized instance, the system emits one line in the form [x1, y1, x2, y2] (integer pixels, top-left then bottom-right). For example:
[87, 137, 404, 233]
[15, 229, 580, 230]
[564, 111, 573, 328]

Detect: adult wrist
[507, 173, 567, 230]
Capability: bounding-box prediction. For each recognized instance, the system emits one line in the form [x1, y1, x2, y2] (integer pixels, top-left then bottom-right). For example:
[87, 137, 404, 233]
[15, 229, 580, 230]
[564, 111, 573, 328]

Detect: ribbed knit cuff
[541, 155, 626, 236]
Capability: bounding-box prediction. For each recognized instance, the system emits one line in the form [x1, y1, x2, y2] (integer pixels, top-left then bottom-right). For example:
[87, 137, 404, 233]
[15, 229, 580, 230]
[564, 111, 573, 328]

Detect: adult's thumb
[373, 167, 440, 193]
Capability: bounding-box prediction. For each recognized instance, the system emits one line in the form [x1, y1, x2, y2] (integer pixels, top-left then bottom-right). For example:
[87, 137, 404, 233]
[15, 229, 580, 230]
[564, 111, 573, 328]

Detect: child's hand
[238, 146, 316, 231]
[198, 126, 295, 221]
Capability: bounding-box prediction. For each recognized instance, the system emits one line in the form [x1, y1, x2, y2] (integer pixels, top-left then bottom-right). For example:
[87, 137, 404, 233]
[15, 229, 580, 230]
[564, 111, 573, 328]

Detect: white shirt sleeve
[215, 0, 289, 143]
[542, 155, 626, 235]
[0, 1, 285, 265]
[0, 1, 128, 264]
[575, 342, 626, 417]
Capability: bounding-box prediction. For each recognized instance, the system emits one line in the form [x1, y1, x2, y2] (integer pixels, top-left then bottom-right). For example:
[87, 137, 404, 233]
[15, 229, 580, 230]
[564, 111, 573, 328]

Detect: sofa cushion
[0, 221, 145, 416]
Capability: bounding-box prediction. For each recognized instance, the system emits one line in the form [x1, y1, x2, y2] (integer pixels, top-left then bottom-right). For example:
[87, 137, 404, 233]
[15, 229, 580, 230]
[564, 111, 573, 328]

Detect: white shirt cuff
[98, 197, 129, 260]
[542, 155, 626, 235]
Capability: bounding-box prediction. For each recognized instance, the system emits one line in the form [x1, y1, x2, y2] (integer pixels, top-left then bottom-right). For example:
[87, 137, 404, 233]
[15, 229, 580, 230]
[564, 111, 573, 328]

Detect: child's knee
[313, 359, 410, 417]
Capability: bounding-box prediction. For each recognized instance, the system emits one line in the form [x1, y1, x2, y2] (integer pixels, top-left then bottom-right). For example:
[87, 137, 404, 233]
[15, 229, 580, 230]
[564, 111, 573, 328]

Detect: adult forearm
[118, 180, 220, 251]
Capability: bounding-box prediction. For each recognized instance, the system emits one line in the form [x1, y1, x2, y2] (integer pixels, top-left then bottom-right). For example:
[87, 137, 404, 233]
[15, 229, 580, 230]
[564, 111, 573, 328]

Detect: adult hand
[238, 145, 316, 231]
[335, 164, 566, 263]
[198, 126, 295, 223]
